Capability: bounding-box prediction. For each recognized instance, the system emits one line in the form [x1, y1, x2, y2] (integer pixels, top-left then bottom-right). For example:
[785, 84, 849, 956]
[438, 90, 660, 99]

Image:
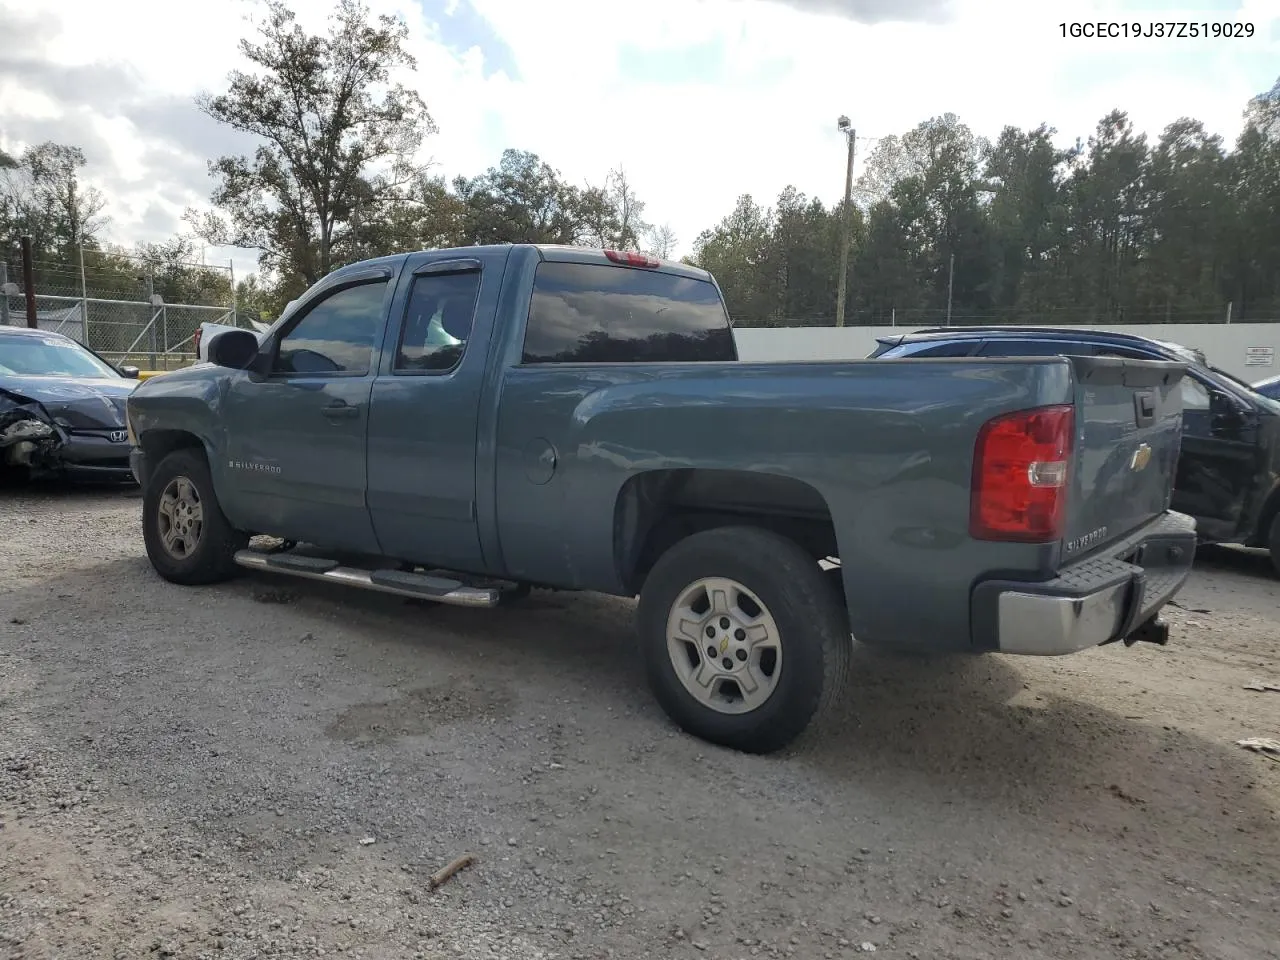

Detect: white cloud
[0, 0, 1275, 277]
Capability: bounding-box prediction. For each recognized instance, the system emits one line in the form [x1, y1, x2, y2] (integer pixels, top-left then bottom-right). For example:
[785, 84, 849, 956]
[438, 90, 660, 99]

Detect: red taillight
[193, 327, 202, 351]
[970, 404, 1074, 542]
[604, 249, 659, 268]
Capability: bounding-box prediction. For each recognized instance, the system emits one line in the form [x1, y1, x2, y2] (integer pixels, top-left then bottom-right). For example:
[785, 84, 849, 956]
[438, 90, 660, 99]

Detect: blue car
[0, 325, 141, 481]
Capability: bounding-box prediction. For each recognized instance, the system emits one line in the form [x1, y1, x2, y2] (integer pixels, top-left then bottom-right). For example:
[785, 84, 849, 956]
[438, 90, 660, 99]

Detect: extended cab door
[220, 269, 391, 553]
[364, 247, 510, 571]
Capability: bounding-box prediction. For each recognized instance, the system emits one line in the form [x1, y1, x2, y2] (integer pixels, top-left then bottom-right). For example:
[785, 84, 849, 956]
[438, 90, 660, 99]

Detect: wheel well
[138, 430, 206, 485]
[615, 469, 838, 594]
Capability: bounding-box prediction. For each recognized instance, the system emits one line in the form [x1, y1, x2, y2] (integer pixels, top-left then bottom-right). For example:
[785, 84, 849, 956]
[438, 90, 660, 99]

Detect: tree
[1223, 123, 1280, 319]
[188, 0, 436, 287]
[452, 149, 593, 245]
[645, 223, 678, 259]
[766, 187, 847, 322]
[1139, 119, 1230, 320]
[688, 195, 776, 323]
[1058, 110, 1150, 321]
[601, 166, 649, 250]
[576, 165, 650, 251]
[1245, 75, 1280, 140]
[854, 114, 989, 208]
[848, 115, 992, 321]
[982, 124, 1068, 315]
[855, 198, 924, 321]
[0, 141, 108, 277]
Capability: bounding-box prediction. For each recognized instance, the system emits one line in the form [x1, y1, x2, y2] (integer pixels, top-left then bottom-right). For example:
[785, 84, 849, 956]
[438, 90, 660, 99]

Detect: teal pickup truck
[126, 244, 1198, 753]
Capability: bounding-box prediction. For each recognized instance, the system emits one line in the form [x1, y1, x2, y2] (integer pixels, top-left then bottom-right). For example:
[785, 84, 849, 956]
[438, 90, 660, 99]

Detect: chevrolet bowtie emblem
[1130, 443, 1152, 471]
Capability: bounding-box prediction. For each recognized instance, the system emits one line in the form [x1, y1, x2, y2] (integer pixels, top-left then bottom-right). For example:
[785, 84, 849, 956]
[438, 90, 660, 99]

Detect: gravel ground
[1, 484, 1277, 960]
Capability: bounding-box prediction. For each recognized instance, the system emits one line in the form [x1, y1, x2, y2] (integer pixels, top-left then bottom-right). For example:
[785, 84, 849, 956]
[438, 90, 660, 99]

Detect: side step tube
[233, 550, 500, 608]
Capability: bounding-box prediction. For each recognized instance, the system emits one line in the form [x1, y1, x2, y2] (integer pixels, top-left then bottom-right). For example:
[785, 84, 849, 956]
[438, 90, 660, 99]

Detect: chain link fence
[0, 292, 236, 368]
[0, 248, 252, 370]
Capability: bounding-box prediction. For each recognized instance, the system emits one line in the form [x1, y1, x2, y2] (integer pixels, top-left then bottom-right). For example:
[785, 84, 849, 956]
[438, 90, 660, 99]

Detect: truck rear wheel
[142, 448, 247, 585]
[636, 526, 851, 753]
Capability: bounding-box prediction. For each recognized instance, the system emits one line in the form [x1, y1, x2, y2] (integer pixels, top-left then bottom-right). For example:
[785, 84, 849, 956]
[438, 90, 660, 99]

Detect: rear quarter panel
[493, 357, 1076, 651]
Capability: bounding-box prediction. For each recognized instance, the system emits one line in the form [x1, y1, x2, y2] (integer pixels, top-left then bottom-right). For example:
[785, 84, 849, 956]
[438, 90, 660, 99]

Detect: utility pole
[20, 235, 37, 328]
[946, 252, 955, 326]
[834, 116, 856, 328]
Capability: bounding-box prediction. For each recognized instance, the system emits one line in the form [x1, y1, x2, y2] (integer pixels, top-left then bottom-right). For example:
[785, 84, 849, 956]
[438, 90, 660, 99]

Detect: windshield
[0, 334, 122, 379]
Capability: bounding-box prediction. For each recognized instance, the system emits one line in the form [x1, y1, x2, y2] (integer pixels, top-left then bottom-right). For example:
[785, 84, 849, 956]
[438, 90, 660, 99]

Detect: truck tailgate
[1062, 355, 1187, 558]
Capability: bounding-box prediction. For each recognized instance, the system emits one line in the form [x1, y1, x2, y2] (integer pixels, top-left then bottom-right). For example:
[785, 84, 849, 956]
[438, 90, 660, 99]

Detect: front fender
[128, 367, 230, 484]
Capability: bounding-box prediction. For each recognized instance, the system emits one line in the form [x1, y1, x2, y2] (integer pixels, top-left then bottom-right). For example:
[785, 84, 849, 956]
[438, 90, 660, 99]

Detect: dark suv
[871, 327, 1280, 576]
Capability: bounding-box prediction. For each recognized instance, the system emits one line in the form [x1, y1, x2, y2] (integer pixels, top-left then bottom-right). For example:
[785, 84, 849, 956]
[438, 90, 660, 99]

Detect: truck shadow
[7, 556, 1277, 905]
[262, 571, 1278, 848]
[0, 475, 140, 499]
[1193, 542, 1275, 579]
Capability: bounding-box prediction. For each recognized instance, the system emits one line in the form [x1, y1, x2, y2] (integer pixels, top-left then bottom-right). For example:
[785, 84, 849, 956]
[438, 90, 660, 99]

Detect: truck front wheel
[636, 526, 851, 753]
[142, 448, 247, 585]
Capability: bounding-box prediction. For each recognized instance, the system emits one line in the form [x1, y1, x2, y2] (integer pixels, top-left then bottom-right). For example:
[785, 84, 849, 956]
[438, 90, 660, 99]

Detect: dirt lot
[1, 485, 1277, 960]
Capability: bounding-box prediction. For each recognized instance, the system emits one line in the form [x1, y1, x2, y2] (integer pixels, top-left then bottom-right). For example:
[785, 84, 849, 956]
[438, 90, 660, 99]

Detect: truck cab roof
[321, 244, 713, 287]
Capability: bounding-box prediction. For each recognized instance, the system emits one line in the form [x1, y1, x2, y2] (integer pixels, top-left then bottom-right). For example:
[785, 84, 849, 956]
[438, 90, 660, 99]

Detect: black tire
[636, 525, 852, 754]
[142, 447, 247, 585]
[1269, 512, 1280, 579]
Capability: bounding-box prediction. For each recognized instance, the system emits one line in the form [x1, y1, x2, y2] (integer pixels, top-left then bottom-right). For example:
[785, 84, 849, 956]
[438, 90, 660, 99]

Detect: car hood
[0, 375, 134, 431]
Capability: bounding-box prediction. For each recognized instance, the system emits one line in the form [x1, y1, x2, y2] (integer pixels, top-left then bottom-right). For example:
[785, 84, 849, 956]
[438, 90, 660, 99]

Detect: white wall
[733, 323, 1280, 383]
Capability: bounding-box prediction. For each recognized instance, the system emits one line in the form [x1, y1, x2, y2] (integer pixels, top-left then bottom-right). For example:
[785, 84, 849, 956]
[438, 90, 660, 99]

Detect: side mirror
[1209, 387, 1246, 423]
[1209, 387, 1236, 411]
[207, 329, 260, 370]
[118, 365, 140, 379]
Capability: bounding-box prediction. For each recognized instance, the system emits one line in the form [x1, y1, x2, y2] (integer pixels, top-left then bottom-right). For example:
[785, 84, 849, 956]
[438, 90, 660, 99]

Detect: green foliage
[1, 142, 108, 271]
[186, 0, 435, 286]
[691, 90, 1280, 326]
[8, 0, 1279, 334]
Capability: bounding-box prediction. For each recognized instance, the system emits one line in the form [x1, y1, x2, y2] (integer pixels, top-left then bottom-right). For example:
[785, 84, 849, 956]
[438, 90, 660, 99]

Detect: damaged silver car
[0, 325, 140, 482]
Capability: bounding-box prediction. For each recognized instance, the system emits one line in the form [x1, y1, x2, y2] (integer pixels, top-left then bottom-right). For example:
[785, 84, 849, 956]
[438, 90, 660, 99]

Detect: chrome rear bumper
[973, 511, 1197, 656]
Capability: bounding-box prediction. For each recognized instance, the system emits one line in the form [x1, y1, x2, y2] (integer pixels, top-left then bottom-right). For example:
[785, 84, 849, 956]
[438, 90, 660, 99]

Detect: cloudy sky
[1, 0, 1276, 277]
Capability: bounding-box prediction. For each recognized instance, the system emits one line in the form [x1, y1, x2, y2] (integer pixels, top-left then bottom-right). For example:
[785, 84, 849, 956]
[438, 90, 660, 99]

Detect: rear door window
[394, 269, 481, 373]
[522, 262, 736, 363]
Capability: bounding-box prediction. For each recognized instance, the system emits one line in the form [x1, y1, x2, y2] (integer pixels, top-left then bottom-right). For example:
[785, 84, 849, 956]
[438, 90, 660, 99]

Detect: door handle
[322, 400, 360, 419]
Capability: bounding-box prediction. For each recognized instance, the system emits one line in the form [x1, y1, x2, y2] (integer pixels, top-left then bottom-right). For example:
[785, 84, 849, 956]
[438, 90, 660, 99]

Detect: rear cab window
[522, 261, 736, 363]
